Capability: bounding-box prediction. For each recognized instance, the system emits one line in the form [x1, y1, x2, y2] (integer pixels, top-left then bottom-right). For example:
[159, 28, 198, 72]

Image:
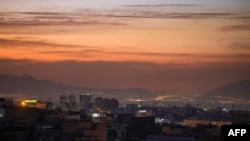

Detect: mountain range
[0, 74, 154, 101]
[206, 80, 250, 99]
[0, 73, 250, 100]
[0, 73, 82, 95]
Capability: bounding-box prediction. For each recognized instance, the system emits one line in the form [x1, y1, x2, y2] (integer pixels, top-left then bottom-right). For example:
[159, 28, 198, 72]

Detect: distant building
[59, 95, 78, 111]
[3, 107, 39, 125]
[60, 95, 67, 102]
[80, 93, 92, 110]
[126, 116, 161, 140]
[68, 95, 76, 103]
[147, 135, 194, 141]
[136, 109, 153, 117]
[0, 108, 4, 118]
[94, 97, 119, 113]
[107, 122, 127, 141]
[94, 97, 104, 109]
[182, 118, 231, 127]
[0, 97, 13, 109]
[103, 98, 119, 112]
[231, 111, 250, 125]
[20, 99, 46, 109]
[68, 95, 77, 111]
[59, 95, 67, 109]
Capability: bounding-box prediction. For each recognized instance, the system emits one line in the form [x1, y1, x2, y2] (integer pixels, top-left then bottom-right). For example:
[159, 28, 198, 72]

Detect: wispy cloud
[0, 5, 248, 27]
[96, 4, 247, 20]
[36, 47, 250, 64]
[124, 4, 202, 7]
[97, 10, 237, 19]
[0, 58, 36, 65]
[0, 11, 126, 26]
[220, 25, 250, 31]
[229, 41, 250, 50]
[37, 49, 194, 57]
[7, 38, 244, 63]
[18, 12, 63, 15]
[37, 50, 94, 58]
[0, 38, 95, 49]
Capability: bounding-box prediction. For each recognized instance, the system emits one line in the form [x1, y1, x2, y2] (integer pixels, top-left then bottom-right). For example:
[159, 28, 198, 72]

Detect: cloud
[31, 16, 73, 20]
[36, 50, 95, 58]
[1, 6, 247, 27]
[101, 12, 228, 19]
[229, 42, 250, 50]
[34, 48, 250, 64]
[35, 49, 196, 62]
[37, 49, 194, 58]
[0, 58, 36, 65]
[0, 38, 95, 49]
[220, 25, 250, 31]
[235, 16, 250, 20]
[124, 4, 201, 7]
[0, 11, 126, 26]
[18, 12, 63, 15]
[47, 49, 105, 54]
[95, 4, 243, 20]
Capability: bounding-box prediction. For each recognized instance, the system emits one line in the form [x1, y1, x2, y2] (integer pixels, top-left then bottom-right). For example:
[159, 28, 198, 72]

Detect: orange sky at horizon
[0, 16, 249, 64]
[0, 1, 250, 91]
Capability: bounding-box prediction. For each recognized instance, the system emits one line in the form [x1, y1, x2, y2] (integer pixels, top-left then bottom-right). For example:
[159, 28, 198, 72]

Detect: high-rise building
[68, 95, 76, 103]
[94, 97, 104, 109]
[80, 93, 92, 109]
[68, 95, 77, 111]
[59, 95, 67, 108]
[94, 97, 119, 113]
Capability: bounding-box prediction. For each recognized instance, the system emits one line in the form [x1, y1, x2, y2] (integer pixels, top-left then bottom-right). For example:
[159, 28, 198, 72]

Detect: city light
[24, 99, 37, 103]
[21, 101, 26, 106]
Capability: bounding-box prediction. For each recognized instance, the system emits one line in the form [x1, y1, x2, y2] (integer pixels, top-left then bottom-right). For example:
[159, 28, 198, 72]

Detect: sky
[0, 0, 250, 94]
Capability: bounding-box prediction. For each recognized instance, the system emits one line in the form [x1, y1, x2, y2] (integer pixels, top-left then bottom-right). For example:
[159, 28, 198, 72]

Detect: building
[94, 97, 104, 109]
[94, 97, 119, 113]
[20, 99, 46, 109]
[231, 110, 250, 125]
[59, 94, 68, 110]
[126, 116, 161, 140]
[147, 135, 194, 141]
[136, 109, 153, 117]
[80, 93, 92, 110]
[107, 122, 127, 141]
[0, 97, 13, 108]
[183, 119, 231, 127]
[3, 107, 39, 125]
[68, 95, 77, 111]
[68, 95, 76, 103]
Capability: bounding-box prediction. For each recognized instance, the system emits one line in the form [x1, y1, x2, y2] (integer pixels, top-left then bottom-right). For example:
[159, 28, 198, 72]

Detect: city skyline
[0, 0, 250, 93]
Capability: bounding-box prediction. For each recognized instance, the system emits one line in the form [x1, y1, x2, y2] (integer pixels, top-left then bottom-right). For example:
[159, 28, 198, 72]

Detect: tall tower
[68, 95, 77, 111]
[68, 95, 76, 103]
[80, 93, 92, 109]
[59, 95, 67, 108]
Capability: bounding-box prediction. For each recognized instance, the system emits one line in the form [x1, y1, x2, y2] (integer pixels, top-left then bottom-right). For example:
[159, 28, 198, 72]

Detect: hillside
[0, 74, 154, 101]
[206, 80, 250, 99]
[0, 73, 82, 95]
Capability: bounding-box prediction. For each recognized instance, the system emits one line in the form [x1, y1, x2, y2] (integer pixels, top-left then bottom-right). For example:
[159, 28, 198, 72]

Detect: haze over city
[1, 2, 250, 141]
[0, 0, 250, 93]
